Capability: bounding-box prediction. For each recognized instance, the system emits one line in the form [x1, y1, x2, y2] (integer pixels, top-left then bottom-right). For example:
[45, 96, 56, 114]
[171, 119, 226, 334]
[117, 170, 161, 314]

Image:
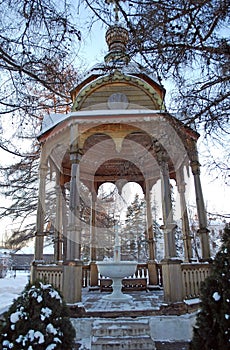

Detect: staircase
[91, 318, 156, 350]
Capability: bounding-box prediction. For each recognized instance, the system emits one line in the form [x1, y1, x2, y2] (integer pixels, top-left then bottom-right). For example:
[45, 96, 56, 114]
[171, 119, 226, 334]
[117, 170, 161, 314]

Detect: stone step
[91, 318, 156, 350]
[92, 320, 149, 337]
[91, 336, 156, 350]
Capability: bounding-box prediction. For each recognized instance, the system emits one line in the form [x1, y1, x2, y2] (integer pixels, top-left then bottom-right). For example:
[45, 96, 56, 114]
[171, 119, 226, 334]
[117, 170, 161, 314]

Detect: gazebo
[31, 9, 211, 305]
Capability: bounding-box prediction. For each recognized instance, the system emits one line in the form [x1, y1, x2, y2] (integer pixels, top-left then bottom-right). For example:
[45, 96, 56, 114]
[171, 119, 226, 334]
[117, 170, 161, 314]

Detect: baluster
[195, 270, 199, 296]
[137, 267, 140, 278]
[186, 270, 190, 298]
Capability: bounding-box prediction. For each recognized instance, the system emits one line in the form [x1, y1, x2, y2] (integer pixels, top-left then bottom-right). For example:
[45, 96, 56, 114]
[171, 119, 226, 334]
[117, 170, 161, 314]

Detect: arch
[72, 73, 164, 111]
[82, 132, 116, 153]
[122, 181, 144, 203]
[94, 158, 146, 193]
[80, 118, 190, 179]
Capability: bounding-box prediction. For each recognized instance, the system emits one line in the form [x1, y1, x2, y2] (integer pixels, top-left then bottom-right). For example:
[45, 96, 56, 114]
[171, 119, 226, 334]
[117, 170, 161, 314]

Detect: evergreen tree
[123, 194, 147, 261]
[0, 281, 76, 350]
[0, 0, 80, 247]
[191, 224, 230, 350]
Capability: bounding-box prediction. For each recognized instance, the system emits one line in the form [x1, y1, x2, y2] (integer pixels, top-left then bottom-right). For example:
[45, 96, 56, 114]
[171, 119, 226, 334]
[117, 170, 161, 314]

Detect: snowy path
[0, 271, 29, 314]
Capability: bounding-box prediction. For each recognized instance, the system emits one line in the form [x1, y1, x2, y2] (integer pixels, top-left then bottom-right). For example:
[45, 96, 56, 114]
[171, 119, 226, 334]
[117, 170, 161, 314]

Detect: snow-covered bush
[191, 224, 230, 350]
[0, 281, 76, 349]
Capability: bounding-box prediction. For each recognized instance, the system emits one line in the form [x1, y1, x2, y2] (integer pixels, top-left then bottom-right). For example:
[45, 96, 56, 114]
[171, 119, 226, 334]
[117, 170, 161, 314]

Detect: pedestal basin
[97, 261, 137, 301]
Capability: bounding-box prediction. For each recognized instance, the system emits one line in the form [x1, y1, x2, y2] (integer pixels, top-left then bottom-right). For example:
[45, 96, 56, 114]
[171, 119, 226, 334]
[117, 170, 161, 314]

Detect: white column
[66, 149, 82, 261]
[90, 191, 97, 262]
[61, 183, 68, 261]
[62, 124, 83, 303]
[190, 160, 210, 260]
[34, 165, 48, 261]
[54, 172, 63, 262]
[177, 168, 192, 262]
[145, 181, 155, 261]
[160, 159, 177, 259]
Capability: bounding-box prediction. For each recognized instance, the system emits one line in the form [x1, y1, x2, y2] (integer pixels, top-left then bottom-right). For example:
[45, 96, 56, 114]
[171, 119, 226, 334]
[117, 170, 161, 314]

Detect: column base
[161, 259, 183, 303]
[63, 260, 83, 304]
[90, 262, 99, 287]
[197, 228, 211, 260]
[147, 260, 158, 285]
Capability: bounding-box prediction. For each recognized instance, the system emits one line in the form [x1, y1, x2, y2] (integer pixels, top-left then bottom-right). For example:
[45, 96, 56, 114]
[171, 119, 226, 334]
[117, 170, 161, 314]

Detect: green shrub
[191, 224, 230, 350]
[0, 281, 76, 349]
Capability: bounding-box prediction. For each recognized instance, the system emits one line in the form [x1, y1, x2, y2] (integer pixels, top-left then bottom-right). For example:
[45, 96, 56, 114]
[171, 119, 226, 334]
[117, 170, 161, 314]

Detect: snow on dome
[87, 61, 160, 84]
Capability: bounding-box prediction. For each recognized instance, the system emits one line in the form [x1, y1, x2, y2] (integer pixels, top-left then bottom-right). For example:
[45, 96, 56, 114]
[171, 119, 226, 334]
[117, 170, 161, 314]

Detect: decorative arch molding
[94, 158, 146, 193]
[79, 121, 183, 181]
[72, 72, 164, 111]
[79, 123, 143, 153]
[82, 131, 116, 153]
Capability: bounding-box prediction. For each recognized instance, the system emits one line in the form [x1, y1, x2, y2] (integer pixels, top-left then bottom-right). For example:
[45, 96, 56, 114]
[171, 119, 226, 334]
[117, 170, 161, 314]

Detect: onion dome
[104, 24, 130, 65]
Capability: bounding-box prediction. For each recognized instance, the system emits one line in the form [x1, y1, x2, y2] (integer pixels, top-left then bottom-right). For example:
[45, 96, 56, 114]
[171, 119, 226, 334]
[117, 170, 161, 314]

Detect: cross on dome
[105, 0, 126, 22]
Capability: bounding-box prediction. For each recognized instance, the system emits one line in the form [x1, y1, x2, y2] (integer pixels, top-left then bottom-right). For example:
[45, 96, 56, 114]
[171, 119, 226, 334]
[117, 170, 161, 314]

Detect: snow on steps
[91, 318, 156, 350]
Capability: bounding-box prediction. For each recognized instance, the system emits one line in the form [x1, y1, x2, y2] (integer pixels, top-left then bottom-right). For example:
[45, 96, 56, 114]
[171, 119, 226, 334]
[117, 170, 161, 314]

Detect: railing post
[90, 262, 99, 288]
[30, 261, 37, 284]
[147, 261, 158, 286]
[63, 261, 83, 304]
[161, 259, 183, 302]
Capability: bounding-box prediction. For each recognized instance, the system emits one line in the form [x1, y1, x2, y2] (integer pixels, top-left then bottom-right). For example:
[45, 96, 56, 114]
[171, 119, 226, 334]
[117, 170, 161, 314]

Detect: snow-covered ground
[0, 271, 29, 315]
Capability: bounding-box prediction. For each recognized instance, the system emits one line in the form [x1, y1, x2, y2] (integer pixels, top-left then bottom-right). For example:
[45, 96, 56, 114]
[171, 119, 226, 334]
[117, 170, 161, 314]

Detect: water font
[97, 222, 137, 301]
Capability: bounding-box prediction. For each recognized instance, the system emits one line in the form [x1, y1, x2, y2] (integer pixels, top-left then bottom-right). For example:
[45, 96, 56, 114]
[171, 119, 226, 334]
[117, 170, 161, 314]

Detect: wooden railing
[31, 261, 211, 302]
[98, 263, 149, 281]
[32, 264, 91, 290]
[32, 262, 162, 290]
[133, 263, 148, 280]
[181, 263, 211, 299]
[32, 264, 63, 292]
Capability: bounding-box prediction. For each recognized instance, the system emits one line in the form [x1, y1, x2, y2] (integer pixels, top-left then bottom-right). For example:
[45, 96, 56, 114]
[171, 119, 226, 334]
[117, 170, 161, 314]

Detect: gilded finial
[104, 0, 129, 65]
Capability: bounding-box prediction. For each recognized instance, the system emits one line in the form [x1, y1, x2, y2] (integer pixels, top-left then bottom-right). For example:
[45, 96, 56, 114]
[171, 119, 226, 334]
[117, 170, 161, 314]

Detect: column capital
[70, 148, 83, 164]
[197, 227, 210, 234]
[39, 165, 48, 177]
[35, 231, 46, 236]
[177, 181, 186, 193]
[157, 151, 169, 166]
[190, 160, 201, 175]
[55, 177, 62, 191]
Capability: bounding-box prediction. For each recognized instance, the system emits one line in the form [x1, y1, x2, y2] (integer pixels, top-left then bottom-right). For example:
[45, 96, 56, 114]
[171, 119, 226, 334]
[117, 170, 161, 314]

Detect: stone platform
[69, 288, 198, 349]
[69, 287, 199, 318]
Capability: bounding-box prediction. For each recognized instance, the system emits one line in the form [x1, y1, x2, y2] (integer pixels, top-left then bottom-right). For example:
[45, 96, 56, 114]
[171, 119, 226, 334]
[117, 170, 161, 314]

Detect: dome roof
[104, 24, 130, 65]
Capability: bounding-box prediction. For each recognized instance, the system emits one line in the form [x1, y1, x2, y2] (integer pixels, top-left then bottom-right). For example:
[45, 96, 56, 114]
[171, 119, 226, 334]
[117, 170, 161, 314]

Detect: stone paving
[81, 287, 165, 313]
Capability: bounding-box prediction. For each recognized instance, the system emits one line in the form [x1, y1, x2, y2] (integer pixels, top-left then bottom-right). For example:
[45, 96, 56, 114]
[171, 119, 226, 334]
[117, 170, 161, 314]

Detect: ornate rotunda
[31, 4, 211, 304]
